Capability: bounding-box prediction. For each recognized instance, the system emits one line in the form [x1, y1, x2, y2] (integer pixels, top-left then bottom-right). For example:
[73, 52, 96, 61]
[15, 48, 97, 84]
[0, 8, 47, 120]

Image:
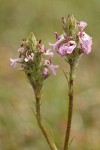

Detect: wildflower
[10, 58, 23, 68]
[49, 16, 92, 57]
[10, 33, 58, 86]
[49, 64, 59, 75]
[78, 31, 92, 54]
[18, 47, 25, 53]
[49, 35, 65, 51]
[25, 52, 34, 62]
[44, 59, 59, 75]
[44, 49, 54, 57]
[58, 41, 76, 56]
[77, 21, 87, 30]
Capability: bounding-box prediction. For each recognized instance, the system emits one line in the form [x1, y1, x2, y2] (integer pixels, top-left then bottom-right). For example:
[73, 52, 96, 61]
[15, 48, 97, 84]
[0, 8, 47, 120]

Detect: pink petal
[78, 31, 92, 54]
[44, 49, 54, 57]
[49, 64, 59, 75]
[43, 68, 49, 76]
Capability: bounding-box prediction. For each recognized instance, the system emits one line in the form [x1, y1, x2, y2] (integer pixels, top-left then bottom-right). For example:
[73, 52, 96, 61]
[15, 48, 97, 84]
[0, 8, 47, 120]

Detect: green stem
[63, 63, 74, 150]
[35, 90, 57, 150]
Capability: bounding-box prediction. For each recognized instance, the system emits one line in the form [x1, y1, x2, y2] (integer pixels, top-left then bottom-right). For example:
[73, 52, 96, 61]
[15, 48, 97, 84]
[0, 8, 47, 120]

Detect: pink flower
[39, 44, 45, 53]
[49, 32, 77, 56]
[25, 52, 34, 62]
[18, 47, 25, 53]
[77, 21, 87, 30]
[58, 41, 76, 56]
[49, 35, 64, 51]
[10, 58, 23, 68]
[78, 31, 92, 54]
[44, 49, 54, 57]
[49, 64, 59, 75]
[44, 60, 59, 75]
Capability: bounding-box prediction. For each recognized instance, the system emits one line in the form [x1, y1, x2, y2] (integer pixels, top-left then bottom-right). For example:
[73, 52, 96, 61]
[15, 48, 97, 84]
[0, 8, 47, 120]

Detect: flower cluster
[49, 16, 92, 57]
[10, 33, 58, 88]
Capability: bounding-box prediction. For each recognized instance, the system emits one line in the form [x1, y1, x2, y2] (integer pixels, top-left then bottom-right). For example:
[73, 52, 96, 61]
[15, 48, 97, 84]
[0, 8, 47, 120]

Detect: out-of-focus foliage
[0, 0, 100, 150]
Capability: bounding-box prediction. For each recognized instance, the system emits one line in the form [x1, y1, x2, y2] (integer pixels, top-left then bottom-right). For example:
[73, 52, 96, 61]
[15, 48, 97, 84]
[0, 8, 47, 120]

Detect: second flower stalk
[49, 15, 92, 150]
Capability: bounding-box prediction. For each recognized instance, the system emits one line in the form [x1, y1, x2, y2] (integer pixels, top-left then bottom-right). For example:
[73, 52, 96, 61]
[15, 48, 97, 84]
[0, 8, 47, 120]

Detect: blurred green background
[0, 0, 100, 150]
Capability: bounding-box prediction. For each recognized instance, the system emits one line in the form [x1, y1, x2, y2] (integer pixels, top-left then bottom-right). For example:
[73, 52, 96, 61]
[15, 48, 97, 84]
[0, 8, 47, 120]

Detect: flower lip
[59, 45, 67, 56]
[58, 40, 76, 56]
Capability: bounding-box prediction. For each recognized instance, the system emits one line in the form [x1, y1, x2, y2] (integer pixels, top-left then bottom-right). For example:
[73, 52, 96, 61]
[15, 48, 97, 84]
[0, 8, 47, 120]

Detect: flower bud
[10, 33, 58, 90]
[63, 15, 78, 38]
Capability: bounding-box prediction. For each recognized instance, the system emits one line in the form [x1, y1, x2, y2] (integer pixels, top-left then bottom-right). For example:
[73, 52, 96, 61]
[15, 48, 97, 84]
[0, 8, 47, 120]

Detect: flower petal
[44, 49, 54, 57]
[49, 64, 59, 75]
[78, 31, 92, 54]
